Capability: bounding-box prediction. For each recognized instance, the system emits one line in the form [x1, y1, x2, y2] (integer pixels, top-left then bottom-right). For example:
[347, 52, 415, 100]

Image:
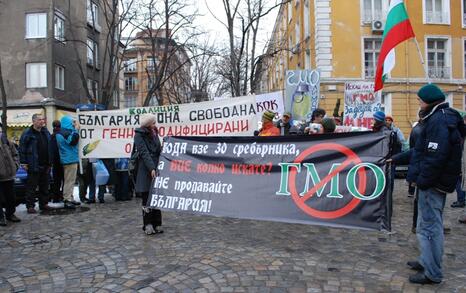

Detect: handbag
[93, 159, 109, 185]
[128, 146, 138, 178]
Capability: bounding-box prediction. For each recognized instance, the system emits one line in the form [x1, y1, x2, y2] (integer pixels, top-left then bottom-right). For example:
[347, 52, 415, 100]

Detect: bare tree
[128, 0, 199, 106]
[65, 0, 139, 108]
[211, 0, 289, 97]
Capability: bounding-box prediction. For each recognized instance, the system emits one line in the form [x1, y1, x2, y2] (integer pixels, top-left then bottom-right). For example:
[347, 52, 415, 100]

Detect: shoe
[451, 201, 465, 208]
[85, 199, 96, 204]
[144, 224, 155, 235]
[27, 208, 37, 214]
[411, 227, 416, 234]
[6, 215, 21, 223]
[407, 261, 424, 271]
[70, 200, 81, 206]
[443, 227, 451, 234]
[40, 204, 52, 211]
[52, 199, 63, 203]
[409, 272, 441, 284]
[0, 217, 6, 226]
[98, 199, 105, 203]
[459, 215, 466, 224]
[64, 202, 76, 210]
[153, 228, 164, 234]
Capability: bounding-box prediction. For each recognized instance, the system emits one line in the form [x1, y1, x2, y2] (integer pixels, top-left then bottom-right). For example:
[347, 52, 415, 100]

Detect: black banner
[149, 132, 392, 231]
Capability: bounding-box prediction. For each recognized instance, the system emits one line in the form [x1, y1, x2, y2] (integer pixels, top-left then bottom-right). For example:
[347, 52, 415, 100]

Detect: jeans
[417, 188, 446, 283]
[88, 176, 105, 202]
[455, 176, 465, 203]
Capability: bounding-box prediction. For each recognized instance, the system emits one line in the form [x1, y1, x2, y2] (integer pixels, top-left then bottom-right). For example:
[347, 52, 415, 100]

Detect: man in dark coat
[50, 120, 64, 203]
[275, 112, 292, 136]
[19, 114, 53, 213]
[406, 84, 465, 285]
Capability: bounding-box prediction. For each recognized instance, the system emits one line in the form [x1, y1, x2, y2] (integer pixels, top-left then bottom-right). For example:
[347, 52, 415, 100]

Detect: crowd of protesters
[1, 83, 466, 287]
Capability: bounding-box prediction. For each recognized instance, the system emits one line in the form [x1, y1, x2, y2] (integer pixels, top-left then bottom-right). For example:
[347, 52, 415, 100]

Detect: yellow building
[264, 0, 466, 135]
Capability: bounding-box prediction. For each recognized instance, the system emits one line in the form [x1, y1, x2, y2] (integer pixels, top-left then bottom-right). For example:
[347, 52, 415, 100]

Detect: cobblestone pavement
[0, 180, 465, 293]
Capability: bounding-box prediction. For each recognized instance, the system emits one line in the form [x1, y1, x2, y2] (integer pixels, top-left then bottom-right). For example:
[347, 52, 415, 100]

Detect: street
[0, 180, 465, 293]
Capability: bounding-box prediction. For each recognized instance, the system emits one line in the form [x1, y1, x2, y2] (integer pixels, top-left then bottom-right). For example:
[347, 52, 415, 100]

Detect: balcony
[425, 11, 449, 24]
[362, 10, 384, 23]
[428, 66, 450, 79]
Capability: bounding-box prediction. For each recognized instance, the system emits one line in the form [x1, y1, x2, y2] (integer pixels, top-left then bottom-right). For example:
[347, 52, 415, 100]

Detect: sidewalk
[1, 180, 465, 292]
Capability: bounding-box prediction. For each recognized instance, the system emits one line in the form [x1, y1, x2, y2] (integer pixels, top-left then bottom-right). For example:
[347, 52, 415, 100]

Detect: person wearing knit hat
[259, 110, 280, 136]
[405, 83, 466, 285]
[372, 111, 388, 133]
[134, 114, 163, 235]
[321, 118, 336, 133]
[373, 111, 385, 123]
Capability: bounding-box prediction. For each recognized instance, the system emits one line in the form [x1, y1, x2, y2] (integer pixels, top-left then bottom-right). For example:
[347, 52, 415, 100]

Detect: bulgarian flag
[374, 0, 415, 91]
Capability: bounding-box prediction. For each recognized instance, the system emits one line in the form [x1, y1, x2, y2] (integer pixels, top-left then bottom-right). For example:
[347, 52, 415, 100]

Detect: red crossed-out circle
[289, 143, 367, 219]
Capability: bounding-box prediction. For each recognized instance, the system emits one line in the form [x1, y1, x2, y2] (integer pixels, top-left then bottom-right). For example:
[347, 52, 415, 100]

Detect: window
[26, 13, 47, 39]
[87, 39, 98, 67]
[148, 97, 159, 106]
[87, 79, 98, 100]
[464, 39, 466, 78]
[424, 0, 450, 24]
[54, 14, 65, 42]
[363, 38, 382, 78]
[304, 0, 310, 39]
[295, 19, 300, 46]
[126, 96, 137, 108]
[362, 0, 385, 22]
[124, 58, 137, 72]
[55, 65, 64, 90]
[380, 93, 392, 115]
[287, 1, 292, 23]
[147, 56, 158, 70]
[463, 0, 466, 26]
[26, 63, 47, 88]
[87, 0, 99, 28]
[427, 38, 449, 78]
[112, 90, 119, 108]
[125, 77, 137, 91]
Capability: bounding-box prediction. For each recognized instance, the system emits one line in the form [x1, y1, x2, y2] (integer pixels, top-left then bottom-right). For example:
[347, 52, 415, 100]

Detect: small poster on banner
[343, 82, 382, 129]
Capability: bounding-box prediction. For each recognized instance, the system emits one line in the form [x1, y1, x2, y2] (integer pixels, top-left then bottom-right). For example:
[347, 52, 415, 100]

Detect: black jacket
[407, 103, 465, 192]
[134, 127, 162, 193]
[19, 126, 53, 172]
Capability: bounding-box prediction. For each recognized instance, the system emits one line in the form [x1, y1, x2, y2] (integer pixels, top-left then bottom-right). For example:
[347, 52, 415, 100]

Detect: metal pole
[412, 38, 430, 83]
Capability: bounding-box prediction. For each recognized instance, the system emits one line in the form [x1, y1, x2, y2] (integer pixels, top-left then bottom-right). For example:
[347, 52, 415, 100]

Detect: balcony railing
[425, 11, 449, 24]
[362, 10, 384, 22]
[428, 66, 450, 79]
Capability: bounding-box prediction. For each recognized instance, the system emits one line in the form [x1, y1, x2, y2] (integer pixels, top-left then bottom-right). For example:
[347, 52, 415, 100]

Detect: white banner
[78, 96, 258, 159]
[343, 82, 382, 129]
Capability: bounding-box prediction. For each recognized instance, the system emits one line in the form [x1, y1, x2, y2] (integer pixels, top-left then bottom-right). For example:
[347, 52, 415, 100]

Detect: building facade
[263, 0, 466, 135]
[0, 0, 118, 133]
[123, 29, 192, 108]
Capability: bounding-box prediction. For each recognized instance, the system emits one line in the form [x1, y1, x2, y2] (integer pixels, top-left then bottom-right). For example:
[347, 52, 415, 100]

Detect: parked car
[14, 166, 53, 206]
[394, 141, 410, 179]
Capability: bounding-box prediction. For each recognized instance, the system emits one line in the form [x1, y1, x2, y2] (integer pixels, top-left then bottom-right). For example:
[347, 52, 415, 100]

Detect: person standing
[56, 116, 80, 209]
[50, 120, 64, 203]
[385, 115, 405, 154]
[19, 114, 52, 214]
[0, 123, 21, 226]
[406, 84, 465, 284]
[276, 112, 292, 136]
[259, 110, 280, 136]
[134, 114, 163, 235]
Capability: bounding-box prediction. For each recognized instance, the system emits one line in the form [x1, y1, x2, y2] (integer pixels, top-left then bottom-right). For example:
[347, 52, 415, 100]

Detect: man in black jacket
[406, 84, 465, 285]
[19, 114, 53, 214]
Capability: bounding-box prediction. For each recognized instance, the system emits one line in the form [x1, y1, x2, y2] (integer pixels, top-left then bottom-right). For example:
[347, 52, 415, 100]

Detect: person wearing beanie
[406, 83, 466, 285]
[275, 112, 293, 136]
[134, 114, 163, 235]
[372, 111, 388, 132]
[259, 110, 280, 136]
[385, 115, 405, 154]
[321, 117, 336, 133]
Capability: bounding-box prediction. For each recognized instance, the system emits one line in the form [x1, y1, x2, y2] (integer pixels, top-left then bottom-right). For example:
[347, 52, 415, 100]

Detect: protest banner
[343, 82, 382, 129]
[78, 95, 257, 158]
[284, 70, 320, 121]
[149, 132, 392, 231]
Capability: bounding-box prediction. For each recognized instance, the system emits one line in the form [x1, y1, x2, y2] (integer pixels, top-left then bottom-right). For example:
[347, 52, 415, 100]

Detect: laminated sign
[149, 132, 393, 231]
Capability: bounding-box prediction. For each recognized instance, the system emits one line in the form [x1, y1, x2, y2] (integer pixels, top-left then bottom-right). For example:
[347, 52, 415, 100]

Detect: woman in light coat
[134, 114, 163, 234]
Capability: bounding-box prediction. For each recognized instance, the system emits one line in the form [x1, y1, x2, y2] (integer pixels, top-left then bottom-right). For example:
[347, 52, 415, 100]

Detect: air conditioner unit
[371, 20, 385, 32]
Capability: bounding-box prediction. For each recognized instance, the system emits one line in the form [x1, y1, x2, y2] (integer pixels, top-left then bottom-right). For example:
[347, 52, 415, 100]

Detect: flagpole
[412, 37, 431, 84]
